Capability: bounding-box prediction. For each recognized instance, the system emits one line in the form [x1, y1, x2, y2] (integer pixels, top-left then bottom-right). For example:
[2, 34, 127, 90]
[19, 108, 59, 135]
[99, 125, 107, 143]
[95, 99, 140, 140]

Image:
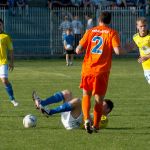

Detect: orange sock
[93, 103, 103, 129]
[82, 95, 91, 121]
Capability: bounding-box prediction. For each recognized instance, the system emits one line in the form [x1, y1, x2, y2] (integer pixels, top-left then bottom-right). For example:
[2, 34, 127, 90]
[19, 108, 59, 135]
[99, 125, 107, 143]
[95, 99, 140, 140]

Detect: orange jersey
[79, 25, 120, 76]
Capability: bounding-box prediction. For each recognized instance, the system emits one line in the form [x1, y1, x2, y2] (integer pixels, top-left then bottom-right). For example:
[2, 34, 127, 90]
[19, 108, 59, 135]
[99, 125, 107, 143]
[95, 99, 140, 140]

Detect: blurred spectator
[63, 28, 75, 66]
[47, 0, 52, 9]
[126, 0, 137, 7]
[0, 0, 7, 7]
[50, 0, 71, 8]
[71, 0, 82, 7]
[137, 0, 146, 9]
[92, 0, 101, 8]
[7, 0, 15, 15]
[83, 0, 93, 9]
[72, 15, 83, 48]
[59, 15, 72, 43]
[16, 0, 29, 16]
[116, 0, 127, 7]
[61, 0, 71, 6]
[145, 0, 150, 15]
[85, 13, 94, 31]
[91, 0, 115, 8]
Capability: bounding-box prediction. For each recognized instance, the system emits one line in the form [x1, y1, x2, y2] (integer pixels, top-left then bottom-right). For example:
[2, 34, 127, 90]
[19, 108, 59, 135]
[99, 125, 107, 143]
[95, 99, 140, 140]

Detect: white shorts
[61, 111, 83, 130]
[144, 70, 150, 84]
[0, 64, 8, 78]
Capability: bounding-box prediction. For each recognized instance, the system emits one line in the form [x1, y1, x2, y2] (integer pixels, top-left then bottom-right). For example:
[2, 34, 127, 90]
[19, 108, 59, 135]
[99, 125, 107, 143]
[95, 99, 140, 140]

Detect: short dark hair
[99, 11, 111, 24]
[0, 18, 4, 24]
[105, 99, 114, 112]
[66, 28, 72, 31]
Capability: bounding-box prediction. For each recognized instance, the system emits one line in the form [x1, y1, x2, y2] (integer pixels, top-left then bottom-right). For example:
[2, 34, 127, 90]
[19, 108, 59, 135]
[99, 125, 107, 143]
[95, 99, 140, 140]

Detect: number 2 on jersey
[91, 36, 103, 54]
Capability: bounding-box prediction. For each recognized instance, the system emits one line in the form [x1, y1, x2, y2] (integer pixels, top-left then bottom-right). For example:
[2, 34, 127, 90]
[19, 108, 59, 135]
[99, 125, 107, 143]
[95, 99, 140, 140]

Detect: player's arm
[124, 40, 138, 52]
[76, 45, 84, 54]
[138, 53, 150, 63]
[76, 30, 89, 54]
[112, 32, 130, 55]
[7, 36, 14, 71]
[8, 50, 14, 71]
[64, 40, 67, 50]
[113, 46, 128, 55]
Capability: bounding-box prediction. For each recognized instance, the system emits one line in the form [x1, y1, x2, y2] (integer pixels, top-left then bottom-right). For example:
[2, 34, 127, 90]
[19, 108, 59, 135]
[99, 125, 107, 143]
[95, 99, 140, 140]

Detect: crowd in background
[47, 0, 150, 15]
[48, 0, 148, 8]
[0, 0, 149, 15]
[0, 0, 29, 16]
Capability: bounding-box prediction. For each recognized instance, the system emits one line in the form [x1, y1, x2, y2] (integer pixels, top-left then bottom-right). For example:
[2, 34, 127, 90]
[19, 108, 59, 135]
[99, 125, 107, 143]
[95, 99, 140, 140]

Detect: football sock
[93, 102, 103, 129]
[82, 95, 91, 121]
[40, 92, 64, 106]
[5, 83, 15, 101]
[48, 102, 72, 115]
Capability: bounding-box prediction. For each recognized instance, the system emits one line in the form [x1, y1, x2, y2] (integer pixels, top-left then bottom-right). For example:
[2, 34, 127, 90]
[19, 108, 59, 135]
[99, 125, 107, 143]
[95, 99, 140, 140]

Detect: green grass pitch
[0, 58, 150, 150]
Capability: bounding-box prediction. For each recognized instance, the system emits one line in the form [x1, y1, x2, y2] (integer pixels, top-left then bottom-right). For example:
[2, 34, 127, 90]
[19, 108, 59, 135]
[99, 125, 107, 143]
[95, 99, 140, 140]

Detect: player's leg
[93, 94, 104, 131]
[32, 90, 70, 108]
[40, 90, 73, 116]
[70, 54, 74, 65]
[66, 54, 69, 66]
[82, 89, 92, 122]
[82, 90, 93, 133]
[42, 97, 81, 117]
[0, 64, 18, 106]
[80, 75, 93, 133]
[40, 91, 64, 106]
[144, 70, 150, 84]
[32, 90, 73, 115]
[92, 72, 110, 131]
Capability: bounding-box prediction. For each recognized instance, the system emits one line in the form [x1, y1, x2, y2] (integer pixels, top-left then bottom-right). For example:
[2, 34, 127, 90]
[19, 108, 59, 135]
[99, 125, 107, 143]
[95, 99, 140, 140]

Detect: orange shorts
[80, 72, 110, 96]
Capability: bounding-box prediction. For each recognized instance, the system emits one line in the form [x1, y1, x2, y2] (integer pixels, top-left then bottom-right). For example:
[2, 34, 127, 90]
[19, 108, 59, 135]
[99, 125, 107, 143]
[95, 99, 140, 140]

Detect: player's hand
[9, 63, 14, 71]
[138, 56, 149, 63]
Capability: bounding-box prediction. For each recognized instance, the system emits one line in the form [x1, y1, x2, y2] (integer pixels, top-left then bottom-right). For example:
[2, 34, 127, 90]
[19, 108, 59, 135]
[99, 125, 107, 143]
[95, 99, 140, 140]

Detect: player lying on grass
[32, 90, 114, 131]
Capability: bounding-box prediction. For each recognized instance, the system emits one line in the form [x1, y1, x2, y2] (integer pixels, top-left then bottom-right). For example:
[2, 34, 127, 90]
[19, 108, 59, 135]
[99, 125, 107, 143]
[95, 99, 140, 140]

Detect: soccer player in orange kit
[76, 11, 126, 134]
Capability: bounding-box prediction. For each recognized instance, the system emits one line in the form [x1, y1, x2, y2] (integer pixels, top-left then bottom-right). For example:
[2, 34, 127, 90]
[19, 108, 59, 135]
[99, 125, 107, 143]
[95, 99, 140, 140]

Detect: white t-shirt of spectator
[116, 0, 124, 5]
[92, 0, 101, 6]
[71, 0, 82, 6]
[72, 20, 83, 34]
[86, 18, 93, 30]
[59, 21, 72, 34]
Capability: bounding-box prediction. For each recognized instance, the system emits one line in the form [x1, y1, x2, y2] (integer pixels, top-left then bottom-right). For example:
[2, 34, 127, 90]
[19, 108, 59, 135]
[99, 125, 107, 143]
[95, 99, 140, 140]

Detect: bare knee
[61, 89, 72, 101]
[70, 98, 81, 108]
[94, 94, 104, 104]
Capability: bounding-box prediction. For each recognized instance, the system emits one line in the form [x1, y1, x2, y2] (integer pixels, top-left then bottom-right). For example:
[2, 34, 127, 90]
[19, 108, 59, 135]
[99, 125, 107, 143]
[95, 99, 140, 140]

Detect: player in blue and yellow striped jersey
[0, 18, 18, 106]
[127, 17, 150, 84]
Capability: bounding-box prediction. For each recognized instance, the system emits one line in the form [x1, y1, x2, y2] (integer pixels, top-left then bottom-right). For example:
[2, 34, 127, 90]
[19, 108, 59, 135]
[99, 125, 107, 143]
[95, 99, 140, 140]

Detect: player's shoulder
[0, 32, 11, 39]
[133, 33, 139, 38]
[0, 32, 9, 36]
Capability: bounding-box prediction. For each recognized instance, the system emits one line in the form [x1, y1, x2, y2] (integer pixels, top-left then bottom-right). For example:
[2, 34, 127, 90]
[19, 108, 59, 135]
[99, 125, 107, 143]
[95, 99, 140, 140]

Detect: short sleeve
[79, 30, 89, 50]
